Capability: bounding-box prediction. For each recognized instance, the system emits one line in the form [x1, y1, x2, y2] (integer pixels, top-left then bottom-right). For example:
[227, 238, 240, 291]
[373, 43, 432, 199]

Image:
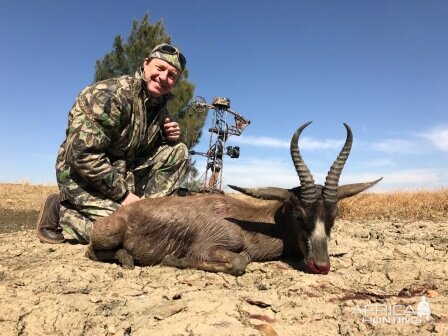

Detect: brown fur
[86, 194, 298, 275]
[85, 123, 382, 275]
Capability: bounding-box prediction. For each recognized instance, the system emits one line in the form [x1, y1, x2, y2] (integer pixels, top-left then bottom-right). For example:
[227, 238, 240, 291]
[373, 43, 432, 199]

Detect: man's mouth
[156, 82, 166, 91]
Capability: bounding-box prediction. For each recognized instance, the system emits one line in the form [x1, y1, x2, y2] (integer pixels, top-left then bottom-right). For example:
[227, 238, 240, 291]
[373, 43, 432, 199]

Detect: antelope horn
[290, 122, 317, 203]
[323, 123, 353, 203]
[338, 178, 383, 199]
[228, 185, 292, 201]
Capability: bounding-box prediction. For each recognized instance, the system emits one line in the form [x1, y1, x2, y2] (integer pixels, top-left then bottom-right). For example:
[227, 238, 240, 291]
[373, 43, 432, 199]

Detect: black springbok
[86, 122, 381, 275]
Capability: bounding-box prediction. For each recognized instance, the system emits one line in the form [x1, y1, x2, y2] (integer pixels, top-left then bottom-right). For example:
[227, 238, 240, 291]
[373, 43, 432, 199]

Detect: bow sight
[186, 96, 250, 193]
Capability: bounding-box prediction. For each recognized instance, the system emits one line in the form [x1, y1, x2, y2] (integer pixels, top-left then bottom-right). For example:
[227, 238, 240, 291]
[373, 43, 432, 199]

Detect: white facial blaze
[310, 219, 327, 242]
[308, 218, 331, 267]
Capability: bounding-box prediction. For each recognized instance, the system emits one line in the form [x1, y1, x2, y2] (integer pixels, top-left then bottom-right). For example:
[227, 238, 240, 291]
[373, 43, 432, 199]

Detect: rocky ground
[0, 185, 446, 335]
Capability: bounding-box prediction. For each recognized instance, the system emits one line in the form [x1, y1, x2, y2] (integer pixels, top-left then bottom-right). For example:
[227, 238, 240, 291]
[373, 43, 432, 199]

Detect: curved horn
[228, 185, 292, 201]
[290, 121, 317, 203]
[338, 178, 383, 199]
[323, 123, 353, 203]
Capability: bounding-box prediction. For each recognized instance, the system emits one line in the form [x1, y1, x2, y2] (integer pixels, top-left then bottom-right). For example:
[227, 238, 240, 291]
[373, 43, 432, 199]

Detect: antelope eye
[292, 205, 307, 219]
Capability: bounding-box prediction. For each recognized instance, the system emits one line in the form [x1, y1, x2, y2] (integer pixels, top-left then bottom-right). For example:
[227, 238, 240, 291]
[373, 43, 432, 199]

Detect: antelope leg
[85, 247, 135, 270]
[161, 248, 248, 276]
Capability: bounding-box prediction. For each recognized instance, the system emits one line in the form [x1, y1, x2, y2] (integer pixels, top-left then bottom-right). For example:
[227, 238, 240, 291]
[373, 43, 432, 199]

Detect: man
[36, 43, 189, 244]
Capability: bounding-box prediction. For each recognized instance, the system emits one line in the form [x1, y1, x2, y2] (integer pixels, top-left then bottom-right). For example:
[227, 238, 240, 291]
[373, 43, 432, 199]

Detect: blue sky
[0, 1, 447, 191]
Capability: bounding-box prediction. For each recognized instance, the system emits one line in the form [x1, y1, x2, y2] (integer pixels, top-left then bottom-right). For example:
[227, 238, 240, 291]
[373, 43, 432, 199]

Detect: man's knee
[59, 205, 93, 243]
[59, 199, 118, 243]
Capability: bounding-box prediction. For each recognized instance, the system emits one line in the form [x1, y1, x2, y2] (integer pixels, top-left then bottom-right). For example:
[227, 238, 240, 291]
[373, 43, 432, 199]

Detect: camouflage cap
[149, 43, 186, 72]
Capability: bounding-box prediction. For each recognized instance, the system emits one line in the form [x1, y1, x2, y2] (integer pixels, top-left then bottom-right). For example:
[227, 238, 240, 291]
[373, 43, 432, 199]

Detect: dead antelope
[86, 122, 381, 275]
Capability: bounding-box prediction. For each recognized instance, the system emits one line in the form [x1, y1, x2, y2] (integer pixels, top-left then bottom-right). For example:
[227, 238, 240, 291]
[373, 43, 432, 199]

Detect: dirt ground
[0, 184, 447, 335]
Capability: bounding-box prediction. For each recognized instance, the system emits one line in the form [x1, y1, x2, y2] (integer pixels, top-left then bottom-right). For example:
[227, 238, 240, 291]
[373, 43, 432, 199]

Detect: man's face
[143, 58, 181, 97]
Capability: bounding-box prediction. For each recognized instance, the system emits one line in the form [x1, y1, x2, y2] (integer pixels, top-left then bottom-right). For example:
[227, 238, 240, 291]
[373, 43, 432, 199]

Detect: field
[0, 183, 447, 335]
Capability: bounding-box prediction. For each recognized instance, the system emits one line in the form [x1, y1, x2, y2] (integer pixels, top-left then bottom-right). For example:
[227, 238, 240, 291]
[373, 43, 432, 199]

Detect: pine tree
[94, 13, 206, 149]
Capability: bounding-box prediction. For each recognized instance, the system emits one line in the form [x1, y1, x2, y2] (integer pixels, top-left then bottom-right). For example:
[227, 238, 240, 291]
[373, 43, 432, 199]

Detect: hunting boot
[36, 193, 65, 244]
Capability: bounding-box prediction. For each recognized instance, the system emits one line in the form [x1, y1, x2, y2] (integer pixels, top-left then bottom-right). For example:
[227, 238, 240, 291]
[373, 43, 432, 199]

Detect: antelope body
[86, 122, 381, 275]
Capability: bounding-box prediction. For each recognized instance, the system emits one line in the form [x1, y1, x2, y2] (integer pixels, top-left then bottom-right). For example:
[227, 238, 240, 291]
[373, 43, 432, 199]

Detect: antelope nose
[306, 259, 330, 275]
[315, 262, 330, 274]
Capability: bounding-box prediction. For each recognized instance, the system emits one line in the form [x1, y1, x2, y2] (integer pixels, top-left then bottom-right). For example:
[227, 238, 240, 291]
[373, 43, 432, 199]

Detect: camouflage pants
[59, 142, 188, 243]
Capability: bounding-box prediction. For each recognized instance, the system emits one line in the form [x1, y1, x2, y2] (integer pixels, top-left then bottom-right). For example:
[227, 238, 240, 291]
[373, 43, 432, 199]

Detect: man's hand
[163, 117, 181, 142]
[121, 192, 141, 206]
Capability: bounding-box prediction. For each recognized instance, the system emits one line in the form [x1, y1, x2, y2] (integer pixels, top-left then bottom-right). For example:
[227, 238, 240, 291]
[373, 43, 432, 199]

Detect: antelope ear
[228, 185, 292, 201]
[337, 178, 383, 199]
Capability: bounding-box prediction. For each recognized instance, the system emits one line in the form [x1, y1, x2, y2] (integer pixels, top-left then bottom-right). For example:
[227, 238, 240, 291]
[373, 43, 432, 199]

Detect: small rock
[427, 290, 439, 298]
[254, 323, 278, 336]
[108, 325, 117, 334]
[248, 313, 276, 323]
[121, 322, 132, 334]
[152, 302, 187, 320]
[270, 305, 280, 313]
[398, 288, 411, 297]
[245, 298, 272, 308]
[343, 300, 355, 307]
[90, 297, 102, 303]
[11, 250, 23, 257]
[13, 281, 25, 287]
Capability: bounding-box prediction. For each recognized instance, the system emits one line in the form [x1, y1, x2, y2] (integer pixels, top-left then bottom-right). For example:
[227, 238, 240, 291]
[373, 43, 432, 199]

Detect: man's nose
[159, 70, 168, 81]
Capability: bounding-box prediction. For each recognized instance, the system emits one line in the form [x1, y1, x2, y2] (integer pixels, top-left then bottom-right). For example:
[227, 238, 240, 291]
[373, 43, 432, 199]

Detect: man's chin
[148, 89, 163, 97]
[147, 85, 165, 97]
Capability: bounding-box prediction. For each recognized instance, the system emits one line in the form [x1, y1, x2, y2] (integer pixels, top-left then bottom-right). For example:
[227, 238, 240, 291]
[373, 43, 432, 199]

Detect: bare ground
[0, 185, 447, 335]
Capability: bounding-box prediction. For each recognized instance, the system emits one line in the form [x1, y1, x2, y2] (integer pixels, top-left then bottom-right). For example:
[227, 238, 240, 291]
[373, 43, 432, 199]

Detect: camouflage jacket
[56, 68, 173, 202]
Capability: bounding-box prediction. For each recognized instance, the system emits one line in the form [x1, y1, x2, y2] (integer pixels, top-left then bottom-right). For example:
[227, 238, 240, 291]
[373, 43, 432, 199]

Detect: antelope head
[229, 122, 382, 274]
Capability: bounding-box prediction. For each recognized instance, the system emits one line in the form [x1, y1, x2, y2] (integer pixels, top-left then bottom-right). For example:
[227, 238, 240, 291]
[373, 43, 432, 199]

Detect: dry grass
[0, 183, 446, 221]
[339, 189, 448, 221]
[0, 183, 58, 211]
[231, 189, 448, 222]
